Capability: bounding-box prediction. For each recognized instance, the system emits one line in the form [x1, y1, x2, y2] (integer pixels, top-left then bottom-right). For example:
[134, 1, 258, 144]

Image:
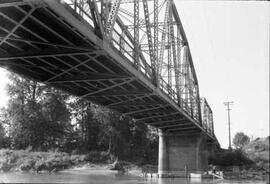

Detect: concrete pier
[158, 130, 209, 177]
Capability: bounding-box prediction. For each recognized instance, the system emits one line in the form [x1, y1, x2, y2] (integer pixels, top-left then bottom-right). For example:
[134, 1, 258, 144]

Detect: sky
[174, 1, 269, 148]
[0, 1, 269, 148]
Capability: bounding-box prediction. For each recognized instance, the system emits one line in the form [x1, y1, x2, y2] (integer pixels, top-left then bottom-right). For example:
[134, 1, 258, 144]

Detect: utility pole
[224, 101, 233, 150]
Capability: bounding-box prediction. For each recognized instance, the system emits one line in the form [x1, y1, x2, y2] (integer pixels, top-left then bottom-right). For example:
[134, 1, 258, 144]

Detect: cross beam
[80, 78, 135, 98]
[136, 112, 180, 122]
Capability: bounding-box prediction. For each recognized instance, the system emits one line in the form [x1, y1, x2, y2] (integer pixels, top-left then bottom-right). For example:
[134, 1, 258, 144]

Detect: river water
[0, 171, 267, 184]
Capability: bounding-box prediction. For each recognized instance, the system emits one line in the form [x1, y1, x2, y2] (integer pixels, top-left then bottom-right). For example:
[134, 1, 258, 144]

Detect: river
[0, 171, 267, 184]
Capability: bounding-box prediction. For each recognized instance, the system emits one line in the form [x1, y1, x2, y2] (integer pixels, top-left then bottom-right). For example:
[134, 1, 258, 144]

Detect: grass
[0, 149, 87, 173]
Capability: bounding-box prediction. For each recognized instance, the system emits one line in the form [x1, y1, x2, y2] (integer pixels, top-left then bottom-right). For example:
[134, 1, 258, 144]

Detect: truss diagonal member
[107, 93, 154, 107]
[167, 18, 172, 88]
[44, 57, 93, 83]
[115, 17, 149, 73]
[142, 0, 157, 84]
[169, 7, 181, 103]
[88, 0, 104, 38]
[105, 0, 121, 40]
[79, 78, 134, 98]
[0, 7, 36, 48]
[157, 0, 170, 79]
[16, 6, 75, 46]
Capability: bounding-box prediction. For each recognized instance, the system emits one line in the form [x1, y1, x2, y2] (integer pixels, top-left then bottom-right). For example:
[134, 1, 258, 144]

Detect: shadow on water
[0, 172, 267, 184]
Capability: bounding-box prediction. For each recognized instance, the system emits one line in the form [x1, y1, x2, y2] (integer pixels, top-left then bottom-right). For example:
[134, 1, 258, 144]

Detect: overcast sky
[174, 1, 269, 148]
[0, 1, 269, 148]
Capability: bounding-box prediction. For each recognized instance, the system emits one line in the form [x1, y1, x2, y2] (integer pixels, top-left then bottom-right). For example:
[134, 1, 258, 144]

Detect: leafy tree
[40, 89, 71, 149]
[3, 73, 70, 150]
[68, 98, 100, 152]
[233, 132, 250, 149]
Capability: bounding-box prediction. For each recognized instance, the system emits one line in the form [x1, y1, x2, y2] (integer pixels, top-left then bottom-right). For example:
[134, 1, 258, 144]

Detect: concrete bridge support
[158, 130, 208, 177]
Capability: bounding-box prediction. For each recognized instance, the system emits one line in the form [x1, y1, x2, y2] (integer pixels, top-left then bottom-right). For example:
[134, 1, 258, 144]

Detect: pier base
[158, 130, 208, 178]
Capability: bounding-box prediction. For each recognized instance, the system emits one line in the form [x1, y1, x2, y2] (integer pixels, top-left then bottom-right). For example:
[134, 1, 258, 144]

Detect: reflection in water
[0, 172, 267, 184]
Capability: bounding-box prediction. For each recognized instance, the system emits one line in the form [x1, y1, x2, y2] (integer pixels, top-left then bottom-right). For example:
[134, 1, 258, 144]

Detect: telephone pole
[224, 101, 233, 150]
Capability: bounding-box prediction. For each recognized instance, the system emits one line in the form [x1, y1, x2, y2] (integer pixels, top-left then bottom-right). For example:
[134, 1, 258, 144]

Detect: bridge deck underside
[0, 1, 208, 136]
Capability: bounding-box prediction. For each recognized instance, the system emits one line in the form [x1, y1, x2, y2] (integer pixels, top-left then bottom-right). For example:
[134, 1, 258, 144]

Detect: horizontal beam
[89, 90, 150, 96]
[0, 37, 92, 52]
[166, 130, 202, 136]
[167, 126, 197, 132]
[46, 75, 134, 84]
[113, 101, 165, 106]
[123, 105, 170, 115]
[106, 93, 155, 107]
[148, 118, 186, 125]
[0, 50, 105, 60]
[136, 112, 180, 122]
[0, 1, 28, 8]
[157, 123, 191, 129]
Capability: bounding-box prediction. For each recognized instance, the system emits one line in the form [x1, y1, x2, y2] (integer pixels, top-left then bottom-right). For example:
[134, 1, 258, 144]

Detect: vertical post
[154, 0, 158, 82]
[158, 129, 169, 177]
[134, 0, 139, 69]
[224, 101, 233, 150]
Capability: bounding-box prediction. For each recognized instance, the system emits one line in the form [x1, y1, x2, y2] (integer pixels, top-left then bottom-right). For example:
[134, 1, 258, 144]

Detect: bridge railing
[200, 98, 214, 135]
[111, 29, 153, 79]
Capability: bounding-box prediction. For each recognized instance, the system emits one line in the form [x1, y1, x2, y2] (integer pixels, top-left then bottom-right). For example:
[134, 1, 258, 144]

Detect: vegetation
[209, 148, 253, 167]
[233, 132, 250, 149]
[0, 73, 158, 172]
[0, 149, 88, 172]
[209, 132, 269, 173]
[243, 137, 269, 172]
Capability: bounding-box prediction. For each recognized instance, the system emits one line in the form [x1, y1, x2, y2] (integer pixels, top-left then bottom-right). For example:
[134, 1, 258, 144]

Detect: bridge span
[0, 0, 219, 177]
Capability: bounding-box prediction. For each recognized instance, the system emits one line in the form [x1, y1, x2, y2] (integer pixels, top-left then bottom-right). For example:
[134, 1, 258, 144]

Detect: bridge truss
[67, 0, 201, 120]
[0, 0, 215, 138]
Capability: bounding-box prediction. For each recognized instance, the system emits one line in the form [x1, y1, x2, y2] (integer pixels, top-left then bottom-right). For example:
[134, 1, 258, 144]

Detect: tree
[0, 121, 7, 148]
[233, 132, 250, 149]
[3, 73, 71, 150]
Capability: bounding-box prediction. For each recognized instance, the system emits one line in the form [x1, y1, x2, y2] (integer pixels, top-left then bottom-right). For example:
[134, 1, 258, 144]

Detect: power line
[224, 101, 233, 150]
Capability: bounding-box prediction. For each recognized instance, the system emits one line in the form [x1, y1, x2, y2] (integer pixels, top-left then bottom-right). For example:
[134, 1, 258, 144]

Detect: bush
[70, 154, 86, 164]
[19, 158, 35, 171]
[243, 137, 269, 172]
[0, 149, 80, 172]
[209, 149, 253, 167]
[85, 151, 110, 163]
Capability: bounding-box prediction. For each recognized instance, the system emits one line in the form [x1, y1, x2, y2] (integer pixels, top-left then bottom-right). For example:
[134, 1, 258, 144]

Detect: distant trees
[0, 72, 158, 165]
[233, 132, 250, 149]
[68, 98, 158, 164]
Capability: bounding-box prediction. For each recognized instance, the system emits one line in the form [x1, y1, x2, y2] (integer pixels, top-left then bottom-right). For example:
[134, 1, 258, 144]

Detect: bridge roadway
[0, 0, 219, 177]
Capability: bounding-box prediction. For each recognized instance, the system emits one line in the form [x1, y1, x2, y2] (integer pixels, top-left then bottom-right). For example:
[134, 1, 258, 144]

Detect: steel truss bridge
[0, 0, 217, 141]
